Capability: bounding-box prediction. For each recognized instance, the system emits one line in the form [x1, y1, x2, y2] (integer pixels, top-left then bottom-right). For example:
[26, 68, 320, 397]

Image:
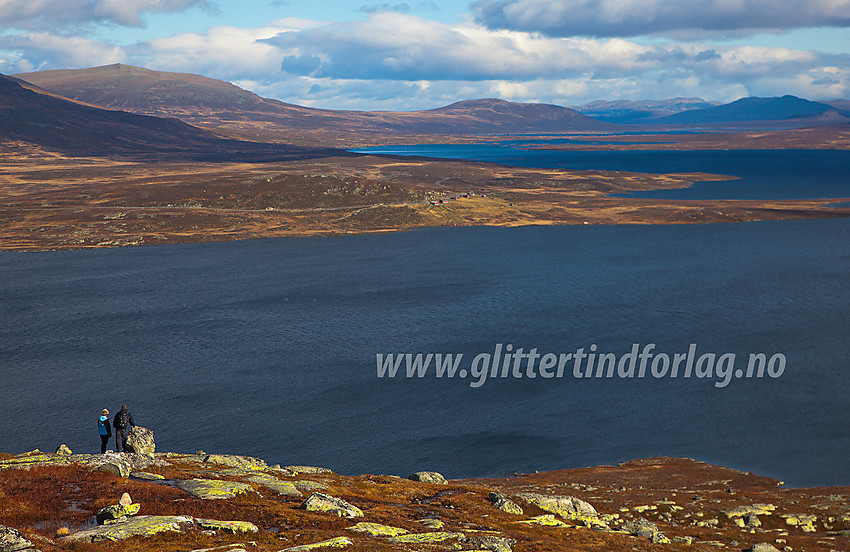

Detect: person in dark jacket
[98, 408, 112, 454]
[112, 404, 136, 452]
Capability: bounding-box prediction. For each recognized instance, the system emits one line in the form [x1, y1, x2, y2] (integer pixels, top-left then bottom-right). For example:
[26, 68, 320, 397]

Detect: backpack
[116, 411, 129, 429]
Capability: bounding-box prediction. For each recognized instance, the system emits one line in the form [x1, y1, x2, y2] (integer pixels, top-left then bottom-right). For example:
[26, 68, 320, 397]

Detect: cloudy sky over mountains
[1, 0, 848, 109]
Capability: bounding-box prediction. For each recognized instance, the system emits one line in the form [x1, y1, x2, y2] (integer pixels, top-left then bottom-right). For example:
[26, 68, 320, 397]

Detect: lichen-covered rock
[515, 514, 570, 527]
[0, 524, 33, 552]
[724, 504, 776, 518]
[245, 474, 302, 497]
[749, 544, 781, 552]
[96, 503, 140, 524]
[204, 454, 266, 470]
[515, 492, 599, 525]
[390, 531, 464, 544]
[0, 453, 71, 469]
[621, 518, 669, 543]
[416, 518, 444, 529]
[293, 480, 328, 492]
[64, 515, 194, 542]
[283, 465, 334, 475]
[195, 519, 259, 534]
[346, 522, 409, 537]
[280, 536, 352, 551]
[125, 427, 155, 455]
[488, 492, 523, 515]
[465, 534, 516, 552]
[176, 479, 254, 499]
[301, 493, 363, 518]
[55, 444, 72, 455]
[781, 513, 817, 532]
[408, 471, 448, 485]
[131, 471, 164, 480]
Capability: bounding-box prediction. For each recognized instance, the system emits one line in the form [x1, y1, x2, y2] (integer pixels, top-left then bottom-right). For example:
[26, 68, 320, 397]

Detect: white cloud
[0, 0, 210, 29]
[2, 12, 848, 109]
[472, 0, 850, 37]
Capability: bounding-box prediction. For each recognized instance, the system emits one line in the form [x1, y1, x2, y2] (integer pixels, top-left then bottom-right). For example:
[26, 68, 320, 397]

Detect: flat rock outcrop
[301, 493, 363, 518]
[175, 479, 254, 499]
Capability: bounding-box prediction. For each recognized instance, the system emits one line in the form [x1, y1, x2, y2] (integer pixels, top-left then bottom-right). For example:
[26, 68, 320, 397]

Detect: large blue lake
[1, 218, 848, 487]
[354, 143, 850, 200]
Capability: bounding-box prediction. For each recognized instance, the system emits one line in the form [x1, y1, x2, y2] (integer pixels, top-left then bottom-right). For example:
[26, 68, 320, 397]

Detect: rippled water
[2, 218, 848, 486]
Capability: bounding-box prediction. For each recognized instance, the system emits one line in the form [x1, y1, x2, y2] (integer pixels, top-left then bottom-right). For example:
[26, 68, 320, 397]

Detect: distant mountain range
[4, 63, 850, 156]
[575, 95, 850, 126]
[13, 64, 616, 140]
[572, 98, 721, 123]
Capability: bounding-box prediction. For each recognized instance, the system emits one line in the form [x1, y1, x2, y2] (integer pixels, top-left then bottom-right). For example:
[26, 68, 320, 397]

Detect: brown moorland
[0, 451, 848, 552]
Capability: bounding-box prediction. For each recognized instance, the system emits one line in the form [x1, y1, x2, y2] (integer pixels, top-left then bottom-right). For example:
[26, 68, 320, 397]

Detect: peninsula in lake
[1, 64, 849, 251]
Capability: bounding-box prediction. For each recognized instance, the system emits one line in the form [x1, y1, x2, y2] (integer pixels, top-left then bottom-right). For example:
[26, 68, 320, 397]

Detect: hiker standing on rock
[112, 404, 135, 453]
[98, 408, 112, 453]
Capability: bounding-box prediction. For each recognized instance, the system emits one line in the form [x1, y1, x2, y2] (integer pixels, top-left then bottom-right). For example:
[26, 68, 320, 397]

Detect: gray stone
[621, 518, 660, 539]
[293, 480, 329, 492]
[131, 471, 165, 480]
[488, 492, 523, 515]
[465, 535, 516, 552]
[408, 471, 448, 485]
[55, 444, 72, 455]
[0, 525, 33, 552]
[301, 492, 363, 518]
[125, 426, 155, 455]
[119, 492, 132, 506]
[750, 544, 782, 552]
[95, 461, 130, 478]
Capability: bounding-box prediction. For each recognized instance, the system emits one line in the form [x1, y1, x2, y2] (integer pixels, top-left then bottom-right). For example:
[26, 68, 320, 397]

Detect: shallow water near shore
[1, 218, 849, 487]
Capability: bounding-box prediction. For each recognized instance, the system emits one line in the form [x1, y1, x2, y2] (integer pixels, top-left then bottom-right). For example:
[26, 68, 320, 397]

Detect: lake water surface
[2, 219, 848, 486]
[354, 143, 850, 200]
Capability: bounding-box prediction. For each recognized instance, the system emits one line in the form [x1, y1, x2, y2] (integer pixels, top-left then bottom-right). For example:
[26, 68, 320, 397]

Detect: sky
[0, 0, 849, 110]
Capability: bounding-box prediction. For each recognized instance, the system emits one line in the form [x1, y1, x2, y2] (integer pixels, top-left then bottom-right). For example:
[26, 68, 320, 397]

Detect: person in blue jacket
[98, 408, 112, 453]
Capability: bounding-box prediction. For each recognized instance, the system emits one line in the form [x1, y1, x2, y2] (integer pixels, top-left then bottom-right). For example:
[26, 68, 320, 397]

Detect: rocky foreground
[0, 437, 848, 552]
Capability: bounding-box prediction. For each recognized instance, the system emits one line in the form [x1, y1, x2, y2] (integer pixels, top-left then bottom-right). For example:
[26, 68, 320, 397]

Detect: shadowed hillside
[15, 64, 617, 144]
[0, 74, 347, 161]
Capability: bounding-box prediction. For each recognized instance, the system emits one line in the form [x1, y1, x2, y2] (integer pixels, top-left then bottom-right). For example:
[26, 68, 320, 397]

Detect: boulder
[203, 454, 266, 470]
[194, 519, 259, 534]
[119, 493, 132, 506]
[95, 461, 130, 478]
[488, 492, 523, 515]
[620, 518, 670, 544]
[280, 537, 353, 551]
[282, 465, 334, 475]
[465, 535, 516, 552]
[749, 544, 781, 552]
[96, 503, 140, 525]
[245, 474, 302, 497]
[408, 471, 448, 485]
[390, 532, 464, 544]
[0, 525, 33, 552]
[346, 522, 409, 537]
[301, 493, 363, 518]
[515, 492, 599, 525]
[63, 515, 194, 542]
[55, 444, 72, 455]
[176, 479, 254, 500]
[125, 427, 155, 455]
